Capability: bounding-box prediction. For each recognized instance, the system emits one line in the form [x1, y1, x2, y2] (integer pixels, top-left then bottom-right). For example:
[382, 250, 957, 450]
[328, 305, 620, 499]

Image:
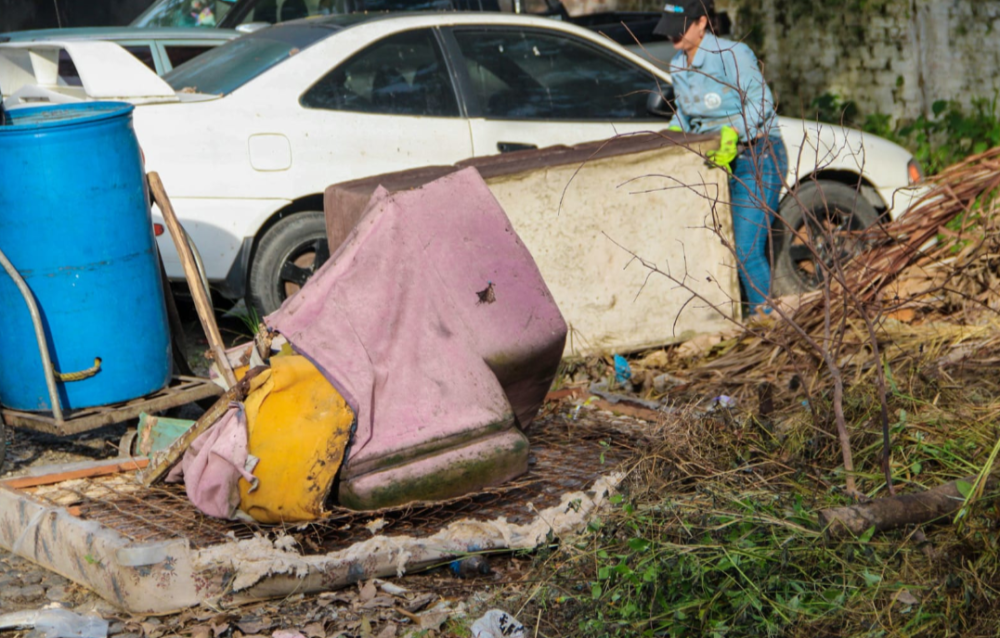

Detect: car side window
[132, 0, 234, 27]
[451, 28, 659, 121]
[164, 45, 216, 69]
[57, 51, 83, 87]
[301, 29, 459, 117]
[243, 0, 333, 23]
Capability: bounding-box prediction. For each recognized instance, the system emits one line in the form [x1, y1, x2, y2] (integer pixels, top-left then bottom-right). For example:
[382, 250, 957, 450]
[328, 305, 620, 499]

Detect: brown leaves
[358, 580, 378, 604]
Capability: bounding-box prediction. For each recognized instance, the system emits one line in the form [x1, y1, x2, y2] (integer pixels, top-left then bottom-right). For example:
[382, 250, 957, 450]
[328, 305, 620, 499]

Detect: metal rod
[0, 245, 64, 423]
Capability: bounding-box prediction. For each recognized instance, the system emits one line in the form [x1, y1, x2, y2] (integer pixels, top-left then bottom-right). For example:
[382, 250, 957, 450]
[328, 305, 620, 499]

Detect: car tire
[247, 211, 330, 317]
[771, 180, 880, 297]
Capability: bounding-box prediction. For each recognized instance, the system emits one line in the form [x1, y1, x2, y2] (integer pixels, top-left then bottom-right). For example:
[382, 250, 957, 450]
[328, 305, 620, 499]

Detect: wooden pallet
[0, 376, 222, 435]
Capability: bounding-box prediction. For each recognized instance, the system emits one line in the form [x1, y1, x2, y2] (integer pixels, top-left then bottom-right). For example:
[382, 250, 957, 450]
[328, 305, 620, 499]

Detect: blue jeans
[729, 135, 789, 312]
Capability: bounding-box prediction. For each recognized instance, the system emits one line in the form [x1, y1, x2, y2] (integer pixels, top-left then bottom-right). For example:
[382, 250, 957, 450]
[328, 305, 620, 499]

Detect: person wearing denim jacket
[654, 0, 788, 313]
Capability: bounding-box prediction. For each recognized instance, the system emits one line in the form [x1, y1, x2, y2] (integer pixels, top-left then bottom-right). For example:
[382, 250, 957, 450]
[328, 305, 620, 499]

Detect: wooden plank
[0, 378, 221, 435]
[1, 458, 149, 490]
[590, 399, 662, 422]
[544, 387, 662, 421]
[147, 172, 237, 389]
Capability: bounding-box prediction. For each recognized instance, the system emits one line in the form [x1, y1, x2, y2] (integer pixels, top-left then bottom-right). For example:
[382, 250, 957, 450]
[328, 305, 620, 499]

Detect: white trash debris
[470, 609, 526, 638]
[0, 609, 109, 638]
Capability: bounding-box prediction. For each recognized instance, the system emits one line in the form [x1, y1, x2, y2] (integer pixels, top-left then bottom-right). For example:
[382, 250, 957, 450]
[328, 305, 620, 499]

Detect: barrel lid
[1, 101, 134, 131]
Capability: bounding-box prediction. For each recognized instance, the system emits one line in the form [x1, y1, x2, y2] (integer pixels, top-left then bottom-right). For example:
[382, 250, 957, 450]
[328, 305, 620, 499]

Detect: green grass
[492, 355, 1000, 637]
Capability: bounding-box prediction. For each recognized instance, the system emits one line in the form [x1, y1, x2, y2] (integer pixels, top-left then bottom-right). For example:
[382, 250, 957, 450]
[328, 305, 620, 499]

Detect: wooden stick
[2, 458, 149, 490]
[139, 366, 264, 486]
[147, 172, 237, 389]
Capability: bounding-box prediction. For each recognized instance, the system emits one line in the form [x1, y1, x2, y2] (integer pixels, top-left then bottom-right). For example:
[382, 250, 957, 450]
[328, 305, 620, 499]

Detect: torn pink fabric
[266, 167, 566, 471]
[166, 403, 256, 519]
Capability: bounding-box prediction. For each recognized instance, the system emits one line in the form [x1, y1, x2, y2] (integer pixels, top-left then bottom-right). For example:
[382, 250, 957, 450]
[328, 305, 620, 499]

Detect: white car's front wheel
[248, 211, 330, 317]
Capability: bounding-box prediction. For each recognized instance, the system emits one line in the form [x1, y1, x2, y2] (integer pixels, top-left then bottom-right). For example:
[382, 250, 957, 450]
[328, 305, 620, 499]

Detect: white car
[0, 14, 926, 313]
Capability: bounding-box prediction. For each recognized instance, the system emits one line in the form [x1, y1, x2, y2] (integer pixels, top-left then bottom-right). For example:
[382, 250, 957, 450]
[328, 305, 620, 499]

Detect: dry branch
[817, 475, 999, 538]
[682, 146, 1000, 396]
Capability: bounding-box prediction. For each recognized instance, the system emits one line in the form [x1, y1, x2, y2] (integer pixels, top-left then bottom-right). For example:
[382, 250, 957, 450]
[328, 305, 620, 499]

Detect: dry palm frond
[671, 147, 1000, 402]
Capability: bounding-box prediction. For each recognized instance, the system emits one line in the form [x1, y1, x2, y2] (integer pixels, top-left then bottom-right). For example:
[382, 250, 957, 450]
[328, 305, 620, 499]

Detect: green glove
[668, 125, 682, 132]
[706, 126, 739, 172]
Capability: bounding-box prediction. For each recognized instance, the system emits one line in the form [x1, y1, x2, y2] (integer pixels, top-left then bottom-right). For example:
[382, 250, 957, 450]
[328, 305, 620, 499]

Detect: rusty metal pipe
[0, 245, 64, 424]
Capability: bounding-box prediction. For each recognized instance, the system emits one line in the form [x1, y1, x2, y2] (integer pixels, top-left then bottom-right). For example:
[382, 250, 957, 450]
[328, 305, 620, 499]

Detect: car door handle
[497, 142, 538, 153]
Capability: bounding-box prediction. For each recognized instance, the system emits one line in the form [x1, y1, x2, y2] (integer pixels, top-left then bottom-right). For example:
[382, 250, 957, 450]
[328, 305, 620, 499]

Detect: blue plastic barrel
[0, 102, 171, 411]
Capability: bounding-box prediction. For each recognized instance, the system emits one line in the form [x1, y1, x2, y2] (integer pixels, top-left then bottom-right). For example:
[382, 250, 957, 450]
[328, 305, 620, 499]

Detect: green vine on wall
[811, 93, 1000, 176]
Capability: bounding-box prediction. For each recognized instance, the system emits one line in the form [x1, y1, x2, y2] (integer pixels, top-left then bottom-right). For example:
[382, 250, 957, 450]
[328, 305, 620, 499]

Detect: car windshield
[163, 22, 336, 94]
[132, 0, 237, 28]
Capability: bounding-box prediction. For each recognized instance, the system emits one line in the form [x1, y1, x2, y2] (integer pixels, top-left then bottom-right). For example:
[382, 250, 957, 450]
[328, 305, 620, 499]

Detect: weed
[232, 303, 263, 339]
[494, 344, 1000, 636]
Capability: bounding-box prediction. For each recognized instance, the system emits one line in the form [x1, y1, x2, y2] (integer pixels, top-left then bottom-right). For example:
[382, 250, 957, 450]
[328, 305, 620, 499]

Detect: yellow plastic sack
[237, 355, 354, 523]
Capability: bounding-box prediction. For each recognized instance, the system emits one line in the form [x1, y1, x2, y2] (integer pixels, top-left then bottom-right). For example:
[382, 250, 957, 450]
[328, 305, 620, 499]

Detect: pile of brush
[648, 147, 1000, 403]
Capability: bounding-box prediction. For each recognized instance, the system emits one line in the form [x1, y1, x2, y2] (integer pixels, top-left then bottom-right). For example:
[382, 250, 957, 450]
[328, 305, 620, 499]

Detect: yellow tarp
[237, 355, 354, 523]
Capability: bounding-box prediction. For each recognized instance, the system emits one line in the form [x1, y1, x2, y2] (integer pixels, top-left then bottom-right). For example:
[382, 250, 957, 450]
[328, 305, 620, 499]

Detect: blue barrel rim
[2, 101, 135, 132]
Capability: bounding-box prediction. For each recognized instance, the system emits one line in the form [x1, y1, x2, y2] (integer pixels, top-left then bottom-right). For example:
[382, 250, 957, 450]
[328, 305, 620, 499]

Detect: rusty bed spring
[28, 412, 646, 555]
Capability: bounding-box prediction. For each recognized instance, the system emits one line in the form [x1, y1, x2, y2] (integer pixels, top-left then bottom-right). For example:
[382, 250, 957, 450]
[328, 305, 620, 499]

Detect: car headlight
[907, 158, 924, 185]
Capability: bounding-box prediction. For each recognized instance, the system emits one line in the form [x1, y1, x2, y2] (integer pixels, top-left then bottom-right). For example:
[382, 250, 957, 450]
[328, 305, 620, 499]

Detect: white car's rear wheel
[248, 211, 330, 317]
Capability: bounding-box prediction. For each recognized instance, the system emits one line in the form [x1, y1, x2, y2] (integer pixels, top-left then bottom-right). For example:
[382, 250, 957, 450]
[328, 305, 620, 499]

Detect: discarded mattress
[267, 167, 568, 510]
[0, 413, 632, 614]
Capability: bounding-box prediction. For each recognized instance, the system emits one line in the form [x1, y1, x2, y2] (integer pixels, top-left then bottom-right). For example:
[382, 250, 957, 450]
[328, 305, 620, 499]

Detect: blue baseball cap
[653, 0, 713, 38]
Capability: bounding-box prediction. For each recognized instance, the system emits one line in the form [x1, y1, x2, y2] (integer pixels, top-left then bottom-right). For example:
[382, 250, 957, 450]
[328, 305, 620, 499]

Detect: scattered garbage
[450, 555, 491, 578]
[165, 402, 255, 520]
[131, 168, 569, 526]
[263, 169, 566, 511]
[613, 354, 632, 385]
[471, 609, 526, 638]
[708, 395, 737, 412]
[375, 579, 409, 596]
[589, 382, 662, 411]
[0, 609, 109, 638]
[652, 372, 688, 392]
